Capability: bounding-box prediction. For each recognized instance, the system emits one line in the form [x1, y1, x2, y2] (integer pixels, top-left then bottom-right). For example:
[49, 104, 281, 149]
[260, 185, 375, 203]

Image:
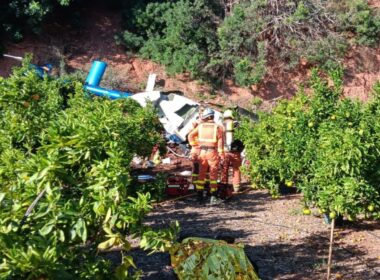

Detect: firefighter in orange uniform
[188, 108, 224, 205]
[221, 110, 244, 193]
[189, 118, 201, 185]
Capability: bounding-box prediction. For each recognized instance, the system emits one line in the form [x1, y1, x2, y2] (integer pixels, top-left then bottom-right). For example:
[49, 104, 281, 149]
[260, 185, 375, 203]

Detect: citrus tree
[0, 58, 174, 279]
[238, 68, 380, 220]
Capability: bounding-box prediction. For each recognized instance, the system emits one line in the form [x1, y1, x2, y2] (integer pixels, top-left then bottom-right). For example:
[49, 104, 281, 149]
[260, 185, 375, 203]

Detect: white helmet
[202, 108, 215, 120]
[223, 109, 234, 119]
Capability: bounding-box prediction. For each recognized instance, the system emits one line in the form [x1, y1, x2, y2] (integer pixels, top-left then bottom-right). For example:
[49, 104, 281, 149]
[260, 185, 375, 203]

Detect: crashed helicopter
[2, 56, 256, 146]
[84, 60, 257, 145]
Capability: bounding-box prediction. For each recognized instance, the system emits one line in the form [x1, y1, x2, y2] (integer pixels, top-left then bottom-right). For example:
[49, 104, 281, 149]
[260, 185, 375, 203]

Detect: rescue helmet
[202, 108, 215, 120]
[223, 109, 234, 119]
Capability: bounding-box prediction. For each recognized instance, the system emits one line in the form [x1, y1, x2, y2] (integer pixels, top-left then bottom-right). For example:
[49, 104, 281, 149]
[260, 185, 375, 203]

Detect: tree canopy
[1, 0, 379, 87]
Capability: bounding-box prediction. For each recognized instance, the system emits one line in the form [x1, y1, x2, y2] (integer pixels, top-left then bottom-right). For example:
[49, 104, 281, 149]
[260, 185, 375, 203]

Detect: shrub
[115, 30, 144, 51]
[0, 58, 174, 279]
[213, 4, 266, 86]
[118, 0, 379, 86]
[334, 0, 380, 46]
[233, 42, 266, 86]
[238, 68, 380, 219]
[0, 56, 71, 152]
[119, 0, 218, 79]
[0, 0, 74, 40]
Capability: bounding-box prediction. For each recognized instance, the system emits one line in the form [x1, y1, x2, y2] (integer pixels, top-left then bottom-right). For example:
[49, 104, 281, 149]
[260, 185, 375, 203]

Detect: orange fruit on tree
[31, 94, 40, 101]
[303, 208, 311, 215]
[367, 205, 375, 212]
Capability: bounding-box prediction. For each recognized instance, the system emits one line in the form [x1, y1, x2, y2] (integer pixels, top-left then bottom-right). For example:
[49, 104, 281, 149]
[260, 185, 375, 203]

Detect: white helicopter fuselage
[131, 91, 222, 142]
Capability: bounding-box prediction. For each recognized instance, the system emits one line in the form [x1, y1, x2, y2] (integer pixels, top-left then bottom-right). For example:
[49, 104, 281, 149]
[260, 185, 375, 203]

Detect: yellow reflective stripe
[210, 180, 218, 184]
[210, 188, 217, 193]
[196, 185, 204, 190]
[192, 174, 198, 177]
[193, 180, 203, 184]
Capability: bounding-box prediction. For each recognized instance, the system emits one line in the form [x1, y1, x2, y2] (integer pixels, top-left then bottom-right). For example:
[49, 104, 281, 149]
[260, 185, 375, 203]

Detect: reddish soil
[1, 6, 379, 109]
[344, 45, 380, 101]
[369, 0, 380, 8]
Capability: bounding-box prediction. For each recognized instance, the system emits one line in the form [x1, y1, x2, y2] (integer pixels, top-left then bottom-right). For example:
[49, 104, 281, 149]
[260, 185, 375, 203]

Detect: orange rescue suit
[188, 121, 224, 193]
[189, 121, 201, 183]
[221, 119, 242, 191]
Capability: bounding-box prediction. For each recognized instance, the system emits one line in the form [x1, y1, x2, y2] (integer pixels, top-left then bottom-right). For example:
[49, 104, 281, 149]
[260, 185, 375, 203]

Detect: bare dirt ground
[369, 0, 380, 8]
[126, 155, 380, 280]
[131, 188, 380, 280]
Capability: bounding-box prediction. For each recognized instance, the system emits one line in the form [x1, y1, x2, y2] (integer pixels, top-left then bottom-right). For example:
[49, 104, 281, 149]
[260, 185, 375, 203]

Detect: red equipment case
[166, 176, 190, 197]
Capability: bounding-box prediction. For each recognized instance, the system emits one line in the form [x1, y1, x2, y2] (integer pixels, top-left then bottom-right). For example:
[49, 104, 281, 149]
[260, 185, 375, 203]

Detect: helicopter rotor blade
[3, 54, 23, 61]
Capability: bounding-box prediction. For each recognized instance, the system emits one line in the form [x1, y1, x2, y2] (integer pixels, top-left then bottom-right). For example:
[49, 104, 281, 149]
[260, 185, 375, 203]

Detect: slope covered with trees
[116, 0, 380, 86]
[1, 1, 379, 88]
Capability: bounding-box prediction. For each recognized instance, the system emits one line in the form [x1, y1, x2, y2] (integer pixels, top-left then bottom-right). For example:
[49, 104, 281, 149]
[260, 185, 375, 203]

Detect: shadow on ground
[246, 233, 380, 280]
[129, 232, 379, 280]
[126, 191, 380, 280]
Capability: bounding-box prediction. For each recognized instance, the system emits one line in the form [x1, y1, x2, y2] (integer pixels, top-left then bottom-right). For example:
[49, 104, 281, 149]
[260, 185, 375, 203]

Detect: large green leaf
[170, 237, 260, 280]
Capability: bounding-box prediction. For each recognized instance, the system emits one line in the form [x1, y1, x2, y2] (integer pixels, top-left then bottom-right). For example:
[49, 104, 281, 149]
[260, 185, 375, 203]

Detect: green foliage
[118, 0, 379, 87]
[233, 42, 267, 86]
[0, 55, 73, 152]
[132, 173, 168, 202]
[250, 96, 263, 107]
[301, 35, 347, 70]
[238, 69, 380, 219]
[170, 237, 259, 280]
[0, 58, 175, 279]
[0, 0, 74, 40]
[115, 30, 145, 51]
[1, 0, 379, 89]
[140, 221, 180, 253]
[134, 0, 218, 78]
[292, 1, 310, 21]
[335, 0, 380, 46]
[213, 5, 266, 86]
